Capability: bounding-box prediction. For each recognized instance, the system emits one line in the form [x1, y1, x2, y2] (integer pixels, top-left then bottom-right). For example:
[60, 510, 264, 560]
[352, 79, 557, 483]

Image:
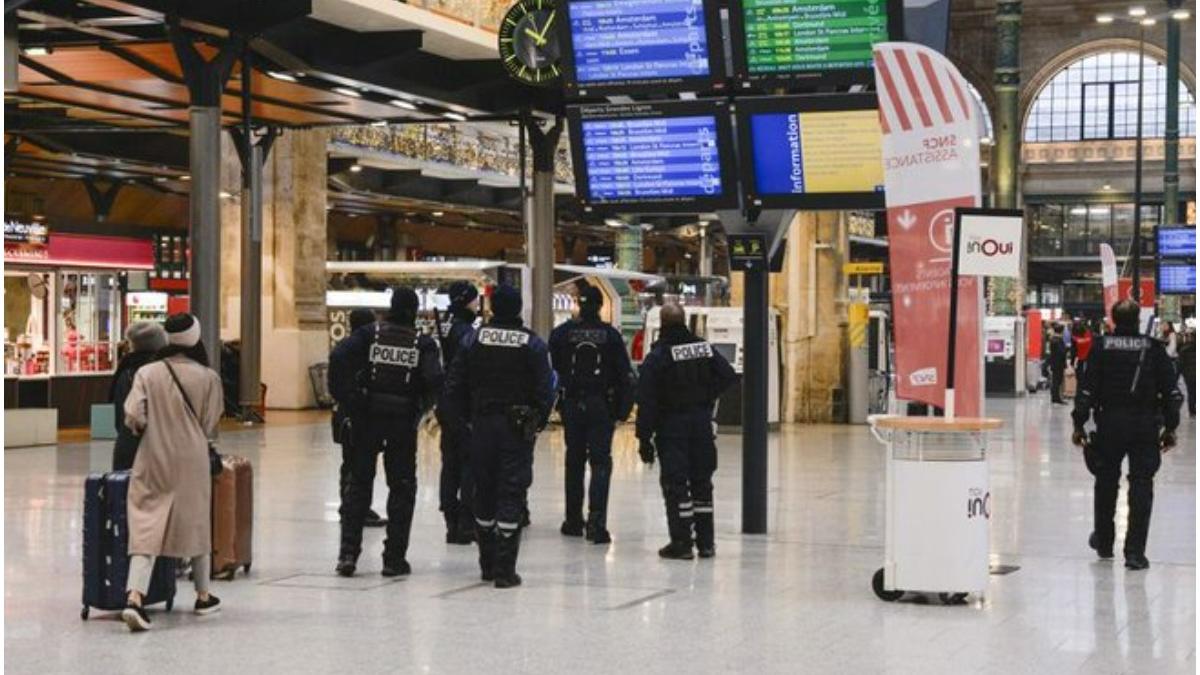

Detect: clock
[498, 0, 561, 87]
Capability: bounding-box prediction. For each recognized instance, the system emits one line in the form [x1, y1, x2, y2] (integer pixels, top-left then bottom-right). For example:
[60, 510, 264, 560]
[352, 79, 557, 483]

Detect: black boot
[383, 487, 416, 574]
[476, 524, 497, 582]
[364, 509, 387, 527]
[335, 553, 357, 577]
[494, 529, 523, 589]
[585, 511, 611, 544]
[694, 500, 714, 558]
[444, 510, 459, 544]
[1088, 532, 1113, 560]
[658, 540, 694, 560]
[381, 556, 411, 577]
[560, 518, 585, 537]
[455, 507, 477, 544]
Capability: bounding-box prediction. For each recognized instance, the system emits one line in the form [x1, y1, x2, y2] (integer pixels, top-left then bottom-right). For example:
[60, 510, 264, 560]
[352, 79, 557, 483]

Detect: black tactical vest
[367, 322, 420, 399]
[1095, 334, 1157, 410]
[662, 340, 715, 410]
[467, 324, 535, 412]
[565, 322, 610, 395]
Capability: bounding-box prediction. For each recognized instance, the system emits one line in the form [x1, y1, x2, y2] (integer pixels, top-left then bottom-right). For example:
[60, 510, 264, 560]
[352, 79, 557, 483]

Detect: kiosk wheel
[939, 592, 969, 605]
[872, 568, 903, 602]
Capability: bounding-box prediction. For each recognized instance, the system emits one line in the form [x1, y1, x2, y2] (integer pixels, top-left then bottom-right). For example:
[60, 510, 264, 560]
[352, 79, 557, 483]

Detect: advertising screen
[1156, 226, 1196, 259]
[567, 99, 737, 213]
[729, 0, 904, 90]
[561, 0, 724, 96]
[736, 94, 885, 209]
[1158, 261, 1197, 295]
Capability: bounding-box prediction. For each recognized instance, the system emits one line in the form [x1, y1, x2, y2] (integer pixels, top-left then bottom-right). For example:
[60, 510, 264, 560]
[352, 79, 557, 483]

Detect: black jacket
[635, 324, 737, 441]
[1049, 335, 1067, 372]
[328, 317, 443, 415]
[1072, 328, 1183, 433]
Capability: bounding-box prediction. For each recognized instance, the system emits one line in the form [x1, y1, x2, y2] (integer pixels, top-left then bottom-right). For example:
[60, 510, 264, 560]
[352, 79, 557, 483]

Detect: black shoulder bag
[163, 360, 224, 476]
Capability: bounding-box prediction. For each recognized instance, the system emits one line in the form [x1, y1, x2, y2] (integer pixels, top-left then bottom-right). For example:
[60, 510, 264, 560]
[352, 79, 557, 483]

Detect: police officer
[444, 285, 554, 588]
[549, 285, 635, 544]
[636, 303, 736, 560]
[330, 287, 442, 577]
[329, 308, 385, 529]
[1072, 299, 1182, 571]
[437, 281, 481, 545]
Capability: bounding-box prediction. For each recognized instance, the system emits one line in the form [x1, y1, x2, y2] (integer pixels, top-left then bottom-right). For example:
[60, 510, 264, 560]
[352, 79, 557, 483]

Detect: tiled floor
[4, 397, 1194, 674]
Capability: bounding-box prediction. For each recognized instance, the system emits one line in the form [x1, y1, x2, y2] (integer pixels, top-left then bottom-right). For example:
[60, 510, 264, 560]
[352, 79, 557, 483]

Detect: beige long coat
[123, 354, 222, 557]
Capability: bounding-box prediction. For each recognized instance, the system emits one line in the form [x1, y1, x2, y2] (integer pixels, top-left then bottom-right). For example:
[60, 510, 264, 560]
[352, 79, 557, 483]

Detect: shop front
[4, 222, 154, 430]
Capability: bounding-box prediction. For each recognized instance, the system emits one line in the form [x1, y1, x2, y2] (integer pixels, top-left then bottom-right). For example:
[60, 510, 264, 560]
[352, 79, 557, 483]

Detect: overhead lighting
[1102, 183, 1113, 191]
[1096, 13, 1115, 23]
[22, 46, 51, 56]
[180, 174, 191, 181]
[332, 87, 363, 98]
[369, 120, 388, 128]
[1172, 9, 1191, 20]
[219, 190, 235, 199]
[605, 218, 626, 228]
[390, 99, 418, 111]
[267, 71, 297, 83]
[980, 136, 994, 145]
[1070, 207, 1088, 215]
[349, 163, 363, 173]
[1128, 6, 1147, 17]
[442, 111, 467, 122]
[431, 211, 444, 217]
[153, 176, 167, 183]
[1140, 17, 1156, 26]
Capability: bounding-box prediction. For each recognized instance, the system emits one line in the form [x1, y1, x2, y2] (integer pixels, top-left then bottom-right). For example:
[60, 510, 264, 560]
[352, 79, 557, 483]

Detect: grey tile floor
[4, 397, 1195, 674]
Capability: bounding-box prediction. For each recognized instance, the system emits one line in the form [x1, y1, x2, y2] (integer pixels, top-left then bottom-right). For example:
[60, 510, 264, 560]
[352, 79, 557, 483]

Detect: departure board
[566, 99, 737, 212]
[1157, 226, 1196, 259]
[561, 0, 724, 95]
[1158, 261, 1197, 295]
[736, 94, 886, 209]
[730, 0, 902, 88]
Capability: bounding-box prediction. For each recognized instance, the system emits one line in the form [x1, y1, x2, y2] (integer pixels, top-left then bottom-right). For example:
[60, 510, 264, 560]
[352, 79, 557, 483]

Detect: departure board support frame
[734, 93, 887, 210]
[728, 0, 906, 92]
[566, 98, 740, 214]
[559, 0, 727, 98]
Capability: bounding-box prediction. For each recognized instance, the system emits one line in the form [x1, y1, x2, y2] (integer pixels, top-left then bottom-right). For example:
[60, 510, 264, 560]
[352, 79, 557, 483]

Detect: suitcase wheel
[872, 568, 903, 602]
[80, 606, 90, 620]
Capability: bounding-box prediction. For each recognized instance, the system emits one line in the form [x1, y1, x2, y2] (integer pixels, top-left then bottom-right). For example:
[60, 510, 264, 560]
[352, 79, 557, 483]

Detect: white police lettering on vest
[671, 342, 713, 361]
[478, 327, 530, 348]
[1106, 336, 1148, 351]
[370, 344, 420, 367]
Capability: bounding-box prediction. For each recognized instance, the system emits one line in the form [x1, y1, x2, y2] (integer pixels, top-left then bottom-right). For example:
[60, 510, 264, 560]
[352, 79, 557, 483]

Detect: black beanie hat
[349, 308, 376, 331]
[491, 284, 522, 319]
[390, 286, 420, 322]
[448, 281, 479, 308]
[578, 285, 603, 316]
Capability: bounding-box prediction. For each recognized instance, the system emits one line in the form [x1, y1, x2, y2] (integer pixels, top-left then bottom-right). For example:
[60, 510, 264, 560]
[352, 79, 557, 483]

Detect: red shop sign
[5, 232, 154, 269]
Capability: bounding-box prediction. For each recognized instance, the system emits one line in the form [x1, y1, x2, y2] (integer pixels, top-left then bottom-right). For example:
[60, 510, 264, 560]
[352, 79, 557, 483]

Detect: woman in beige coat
[121, 314, 223, 632]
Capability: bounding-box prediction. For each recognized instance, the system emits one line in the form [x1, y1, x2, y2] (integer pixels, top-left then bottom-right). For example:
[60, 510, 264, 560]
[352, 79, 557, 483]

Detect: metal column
[742, 264, 769, 534]
[993, 1, 1022, 208]
[239, 141, 263, 417]
[1164, 0, 1183, 226]
[170, 24, 241, 369]
[524, 116, 563, 338]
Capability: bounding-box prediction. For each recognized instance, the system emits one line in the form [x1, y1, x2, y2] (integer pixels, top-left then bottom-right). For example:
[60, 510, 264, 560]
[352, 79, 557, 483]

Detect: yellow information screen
[749, 108, 885, 196]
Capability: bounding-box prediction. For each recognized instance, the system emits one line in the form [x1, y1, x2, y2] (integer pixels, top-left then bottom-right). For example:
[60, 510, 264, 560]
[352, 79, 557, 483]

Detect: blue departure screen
[1158, 262, 1196, 294]
[580, 114, 722, 202]
[569, 0, 711, 85]
[1157, 227, 1196, 258]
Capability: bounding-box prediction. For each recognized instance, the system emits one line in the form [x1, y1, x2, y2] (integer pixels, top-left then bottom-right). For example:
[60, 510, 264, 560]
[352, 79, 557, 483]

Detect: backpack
[569, 339, 604, 393]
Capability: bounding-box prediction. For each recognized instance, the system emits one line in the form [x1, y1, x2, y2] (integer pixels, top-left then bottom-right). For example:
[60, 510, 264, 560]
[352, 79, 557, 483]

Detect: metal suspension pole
[525, 115, 562, 338]
[1163, 0, 1183, 226]
[1132, 24, 1146, 302]
[237, 52, 265, 421]
[742, 256, 769, 534]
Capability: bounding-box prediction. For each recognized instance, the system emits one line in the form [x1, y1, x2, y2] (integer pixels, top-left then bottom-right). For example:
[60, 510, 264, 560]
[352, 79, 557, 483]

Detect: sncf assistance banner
[873, 42, 984, 416]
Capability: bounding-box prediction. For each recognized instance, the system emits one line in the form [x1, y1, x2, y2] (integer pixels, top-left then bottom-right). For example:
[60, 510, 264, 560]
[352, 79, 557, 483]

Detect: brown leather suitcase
[212, 455, 253, 579]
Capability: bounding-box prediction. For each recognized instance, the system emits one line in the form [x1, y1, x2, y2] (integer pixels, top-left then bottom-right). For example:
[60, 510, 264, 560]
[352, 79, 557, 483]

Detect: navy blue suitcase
[81, 471, 176, 619]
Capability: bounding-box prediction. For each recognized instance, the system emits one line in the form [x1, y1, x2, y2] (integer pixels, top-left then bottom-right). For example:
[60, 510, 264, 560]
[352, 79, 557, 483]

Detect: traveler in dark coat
[1049, 324, 1068, 404]
[436, 281, 481, 544]
[329, 309, 385, 528]
[109, 321, 168, 471]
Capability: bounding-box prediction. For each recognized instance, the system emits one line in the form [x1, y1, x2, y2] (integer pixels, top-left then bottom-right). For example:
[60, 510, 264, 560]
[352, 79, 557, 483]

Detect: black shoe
[335, 555, 357, 577]
[520, 511, 531, 529]
[494, 572, 522, 589]
[560, 520, 585, 537]
[1124, 555, 1150, 571]
[697, 545, 715, 559]
[364, 509, 387, 528]
[590, 528, 612, 545]
[658, 541, 694, 560]
[121, 603, 151, 632]
[194, 595, 221, 615]
[381, 559, 412, 577]
[1088, 532, 1113, 560]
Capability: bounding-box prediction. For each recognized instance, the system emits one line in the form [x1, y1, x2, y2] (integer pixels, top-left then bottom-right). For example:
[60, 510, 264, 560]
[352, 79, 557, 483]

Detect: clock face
[498, 0, 561, 87]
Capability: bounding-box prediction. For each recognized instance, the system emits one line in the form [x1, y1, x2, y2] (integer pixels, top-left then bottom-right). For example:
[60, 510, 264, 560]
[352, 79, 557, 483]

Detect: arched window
[1024, 51, 1196, 142]
[966, 82, 994, 142]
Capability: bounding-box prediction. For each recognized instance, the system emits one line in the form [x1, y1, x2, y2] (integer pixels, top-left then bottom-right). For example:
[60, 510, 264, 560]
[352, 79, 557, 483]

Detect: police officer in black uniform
[1072, 299, 1182, 570]
[330, 308, 386, 529]
[444, 285, 554, 588]
[549, 285, 636, 544]
[636, 303, 736, 560]
[437, 281, 480, 544]
[330, 287, 442, 577]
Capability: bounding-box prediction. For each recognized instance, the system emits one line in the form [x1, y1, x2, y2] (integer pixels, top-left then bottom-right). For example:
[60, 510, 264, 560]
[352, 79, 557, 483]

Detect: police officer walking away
[550, 285, 636, 544]
[636, 303, 736, 560]
[330, 287, 442, 577]
[444, 285, 554, 588]
[437, 281, 481, 544]
[1072, 299, 1182, 570]
[329, 308, 386, 529]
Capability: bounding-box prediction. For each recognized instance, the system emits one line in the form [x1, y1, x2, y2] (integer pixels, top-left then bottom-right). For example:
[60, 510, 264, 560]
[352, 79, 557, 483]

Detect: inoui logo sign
[965, 237, 1013, 257]
[956, 212, 1023, 278]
